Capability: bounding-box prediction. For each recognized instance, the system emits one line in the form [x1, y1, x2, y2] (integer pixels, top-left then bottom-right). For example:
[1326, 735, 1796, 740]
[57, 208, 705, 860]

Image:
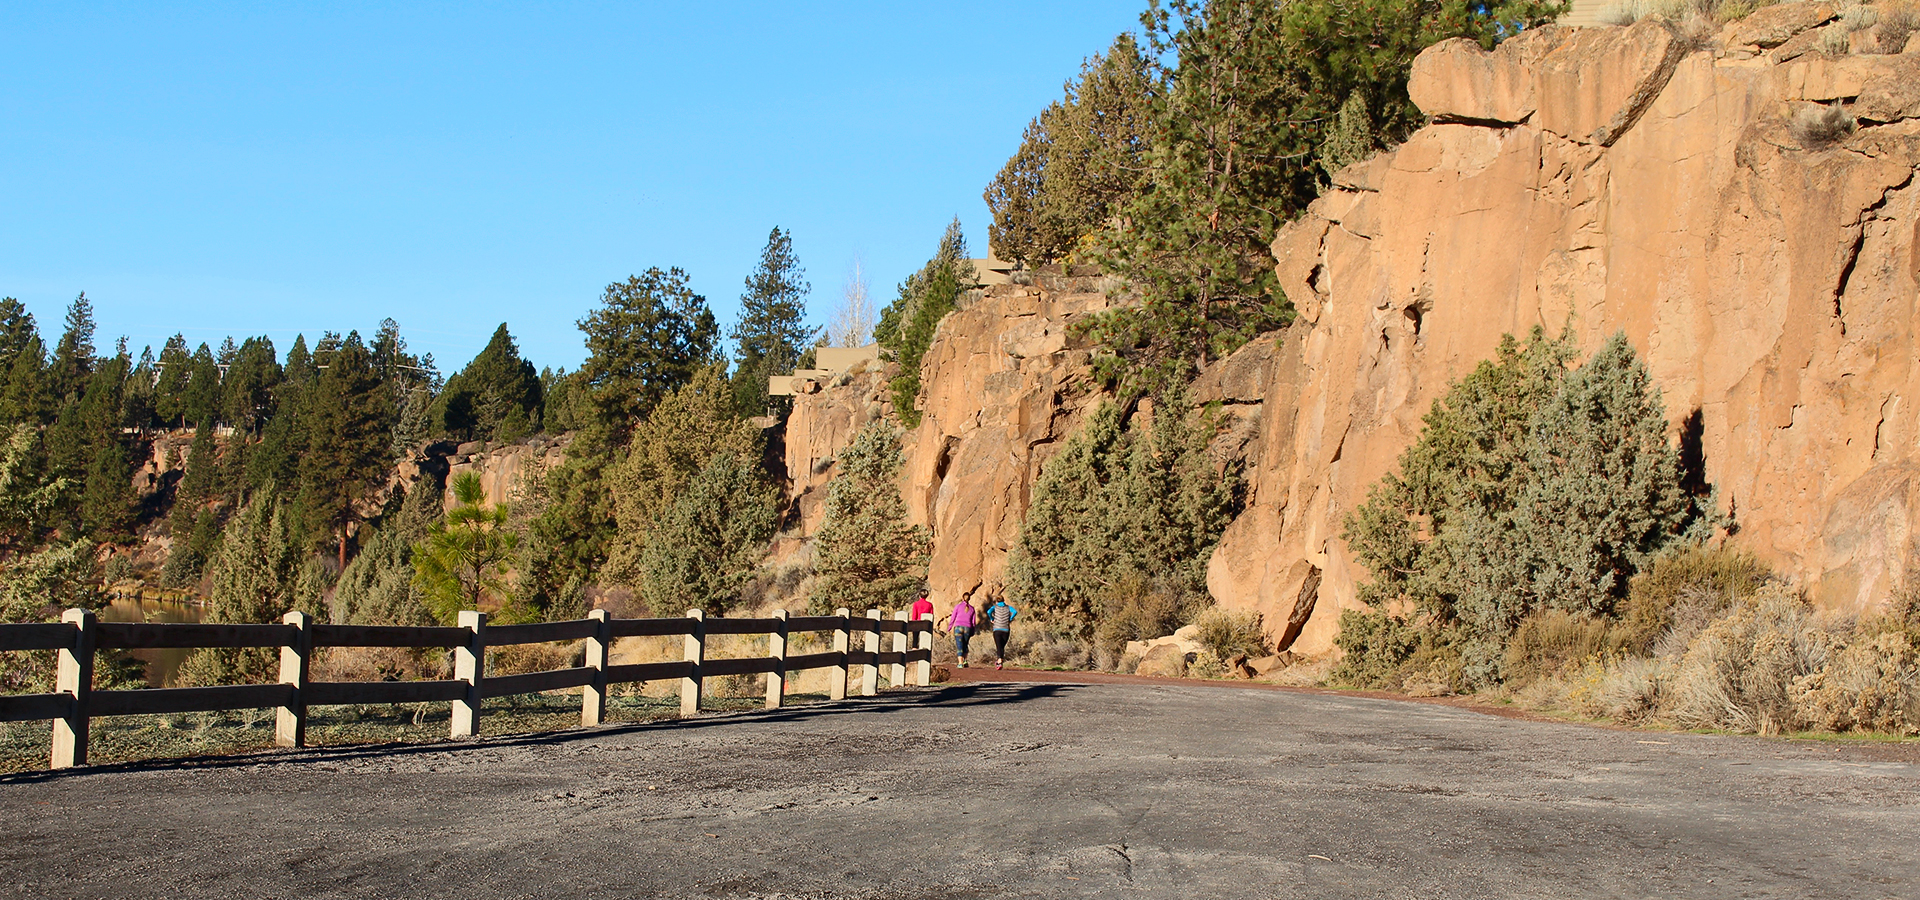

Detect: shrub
[1192, 607, 1270, 661]
[1090, 574, 1208, 669]
[1617, 544, 1770, 655]
[1875, 3, 1920, 52]
[1791, 102, 1856, 149]
[1664, 585, 1833, 734]
[1504, 609, 1631, 687]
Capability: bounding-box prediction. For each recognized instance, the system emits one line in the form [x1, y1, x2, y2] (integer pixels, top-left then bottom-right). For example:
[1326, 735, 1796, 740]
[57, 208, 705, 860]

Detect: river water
[101, 597, 204, 687]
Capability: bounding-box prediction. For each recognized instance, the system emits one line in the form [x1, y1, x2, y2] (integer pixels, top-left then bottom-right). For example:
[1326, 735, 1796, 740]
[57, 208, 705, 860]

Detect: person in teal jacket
[984, 591, 1017, 670]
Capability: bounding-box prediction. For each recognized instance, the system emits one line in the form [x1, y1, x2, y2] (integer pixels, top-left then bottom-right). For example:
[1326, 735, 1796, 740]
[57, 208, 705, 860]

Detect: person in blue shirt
[984, 590, 1017, 670]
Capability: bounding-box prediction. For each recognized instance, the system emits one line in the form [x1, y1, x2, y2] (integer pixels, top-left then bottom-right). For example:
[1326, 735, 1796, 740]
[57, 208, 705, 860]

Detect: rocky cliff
[1215, 5, 1920, 653]
[785, 6, 1920, 657]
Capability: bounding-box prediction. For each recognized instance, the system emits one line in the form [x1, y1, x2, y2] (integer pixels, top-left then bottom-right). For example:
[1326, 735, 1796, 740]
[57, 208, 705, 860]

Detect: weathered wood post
[890, 610, 908, 689]
[915, 616, 931, 687]
[681, 608, 705, 716]
[861, 609, 881, 697]
[51, 608, 94, 770]
[830, 607, 851, 701]
[765, 609, 789, 710]
[452, 610, 487, 738]
[582, 609, 611, 727]
[276, 610, 312, 748]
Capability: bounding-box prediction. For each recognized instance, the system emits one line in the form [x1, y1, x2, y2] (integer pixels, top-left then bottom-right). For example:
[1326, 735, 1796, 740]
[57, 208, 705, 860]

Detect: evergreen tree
[808, 423, 929, 614]
[729, 227, 816, 417]
[152, 334, 191, 426]
[0, 300, 40, 381]
[332, 474, 441, 625]
[182, 343, 222, 426]
[874, 220, 974, 427]
[412, 471, 519, 623]
[638, 451, 778, 613]
[1341, 330, 1704, 687]
[578, 268, 718, 439]
[430, 323, 542, 443]
[986, 33, 1157, 266]
[161, 423, 221, 587]
[180, 491, 299, 685]
[47, 293, 96, 403]
[0, 424, 64, 555]
[122, 345, 158, 431]
[604, 365, 763, 586]
[1006, 392, 1239, 635]
[221, 336, 281, 434]
[297, 332, 397, 567]
[0, 332, 48, 426]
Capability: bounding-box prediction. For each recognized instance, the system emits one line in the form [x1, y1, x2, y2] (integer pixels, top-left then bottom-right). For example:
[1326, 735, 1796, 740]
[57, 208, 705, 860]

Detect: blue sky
[0, 2, 1143, 374]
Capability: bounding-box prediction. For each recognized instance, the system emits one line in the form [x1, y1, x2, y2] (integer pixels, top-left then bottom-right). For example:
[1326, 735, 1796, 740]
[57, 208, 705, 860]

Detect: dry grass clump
[1191, 607, 1271, 661]
[1663, 584, 1834, 733]
[1875, 1, 1920, 51]
[1790, 102, 1857, 150]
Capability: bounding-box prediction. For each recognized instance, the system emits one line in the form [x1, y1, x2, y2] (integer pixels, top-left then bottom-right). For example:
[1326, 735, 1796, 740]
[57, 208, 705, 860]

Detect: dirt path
[3, 679, 1916, 899]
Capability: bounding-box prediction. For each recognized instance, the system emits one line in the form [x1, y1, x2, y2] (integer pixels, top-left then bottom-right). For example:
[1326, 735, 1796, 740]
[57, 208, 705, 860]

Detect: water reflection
[101, 597, 204, 687]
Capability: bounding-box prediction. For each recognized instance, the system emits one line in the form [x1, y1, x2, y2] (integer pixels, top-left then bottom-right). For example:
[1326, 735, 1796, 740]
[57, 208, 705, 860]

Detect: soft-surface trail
[2, 680, 1915, 899]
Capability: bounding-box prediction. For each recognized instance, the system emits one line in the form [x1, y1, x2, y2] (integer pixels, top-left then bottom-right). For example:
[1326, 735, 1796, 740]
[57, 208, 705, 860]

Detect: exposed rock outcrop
[1212, 9, 1920, 653]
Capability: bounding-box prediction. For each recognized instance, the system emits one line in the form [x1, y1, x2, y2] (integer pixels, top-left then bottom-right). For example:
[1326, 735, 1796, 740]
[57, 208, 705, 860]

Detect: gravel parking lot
[2, 677, 1916, 899]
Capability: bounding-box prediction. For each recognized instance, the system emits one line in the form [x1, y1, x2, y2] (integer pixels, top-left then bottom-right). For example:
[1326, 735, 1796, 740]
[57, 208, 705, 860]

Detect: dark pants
[954, 627, 972, 658]
[992, 629, 1010, 658]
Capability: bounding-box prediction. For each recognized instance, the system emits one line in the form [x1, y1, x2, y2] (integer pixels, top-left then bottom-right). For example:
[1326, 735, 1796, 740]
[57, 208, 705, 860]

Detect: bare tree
[827, 256, 875, 347]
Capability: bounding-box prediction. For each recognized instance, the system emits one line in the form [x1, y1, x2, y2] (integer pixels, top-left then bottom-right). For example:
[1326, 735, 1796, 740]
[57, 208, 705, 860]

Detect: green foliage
[638, 451, 779, 613]
[1342, 330, 1705, 688]
[1006, 393, 1239, 637]
[297, 332, 399, 562]
[578, 267, 719, 438]
[411, 471, 519, 624]
[331, 474, 441, 626]
[0, 539, 101, 694]
[729, 227, 816, 418]
[0, 423, 63, 554]
[874, 220, 974, 427]
[605, 365, 763, 587]
[986, 33, 1157, 266]
[431, 323, 542, 443]
[181, 491, 302, 686]
[808, 423, 929, 614]
[1065, 0, 1563, 393]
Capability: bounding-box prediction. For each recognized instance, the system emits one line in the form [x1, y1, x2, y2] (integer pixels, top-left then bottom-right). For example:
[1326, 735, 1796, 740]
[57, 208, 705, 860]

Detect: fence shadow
[0, 682, 1073, 784]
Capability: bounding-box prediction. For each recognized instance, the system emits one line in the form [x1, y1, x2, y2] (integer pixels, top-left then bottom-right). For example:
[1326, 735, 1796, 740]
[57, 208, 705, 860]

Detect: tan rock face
[1212, 20, 1920, 654]
[780, 279, 1109, 615]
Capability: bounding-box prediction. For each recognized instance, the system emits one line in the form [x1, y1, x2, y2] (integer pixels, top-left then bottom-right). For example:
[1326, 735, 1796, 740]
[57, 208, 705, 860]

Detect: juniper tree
[639, 451, 779, 613]
[808, 422, 928, 614]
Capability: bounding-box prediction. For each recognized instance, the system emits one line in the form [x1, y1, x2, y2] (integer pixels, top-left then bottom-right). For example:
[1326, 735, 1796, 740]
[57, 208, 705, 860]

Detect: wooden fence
[0, 606, 935, 770]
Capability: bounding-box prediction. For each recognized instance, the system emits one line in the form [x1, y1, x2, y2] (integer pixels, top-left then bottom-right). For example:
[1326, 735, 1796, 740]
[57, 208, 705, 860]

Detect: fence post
[582, 609, 611, 727]
[765, 609, 789, 710]
[890, 610, 908, 689]
[276, 610, 312, 748]
[830, 607, 850, 701]
[862, 609, 880, 697]
[452, 610, 487, 738]
[681, 608, 705, 716]
[915, 616, 931, 687]
[51, 608, 94, 770]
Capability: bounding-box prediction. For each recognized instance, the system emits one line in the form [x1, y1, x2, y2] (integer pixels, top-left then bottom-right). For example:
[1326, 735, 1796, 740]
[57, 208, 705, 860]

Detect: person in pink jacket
[938, 597, 978, 668]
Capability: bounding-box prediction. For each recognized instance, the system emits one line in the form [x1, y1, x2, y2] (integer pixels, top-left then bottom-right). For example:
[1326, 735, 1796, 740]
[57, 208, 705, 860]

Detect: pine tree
[297, 333, 397, 567]
[430, 323, 542, 443]
[221, 336, 281, 434]
[578, 267, 719, 439]
[412, 471, 518, 623]
[729, 227, 816, 417]
[808, 423, 929, 614]
[48, 293, 96, 403]
[182, 343, 222, 426]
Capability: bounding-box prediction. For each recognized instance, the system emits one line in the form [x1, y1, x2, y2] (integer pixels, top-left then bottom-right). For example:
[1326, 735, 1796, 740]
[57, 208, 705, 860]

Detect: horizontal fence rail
[0, 606, 935, 769]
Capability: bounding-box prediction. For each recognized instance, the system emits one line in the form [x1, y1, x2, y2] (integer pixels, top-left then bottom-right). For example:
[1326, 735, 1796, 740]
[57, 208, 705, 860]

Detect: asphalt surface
[2, 677, 1916, 899]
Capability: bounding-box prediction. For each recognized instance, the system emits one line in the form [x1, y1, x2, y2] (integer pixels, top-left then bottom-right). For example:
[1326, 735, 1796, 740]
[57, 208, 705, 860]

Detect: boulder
[1135, 645, 1195, 679]
[1534, 18, 1685, 146]
[1727, 1, 1837, 48]
[1408, 27, 1566, 123]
